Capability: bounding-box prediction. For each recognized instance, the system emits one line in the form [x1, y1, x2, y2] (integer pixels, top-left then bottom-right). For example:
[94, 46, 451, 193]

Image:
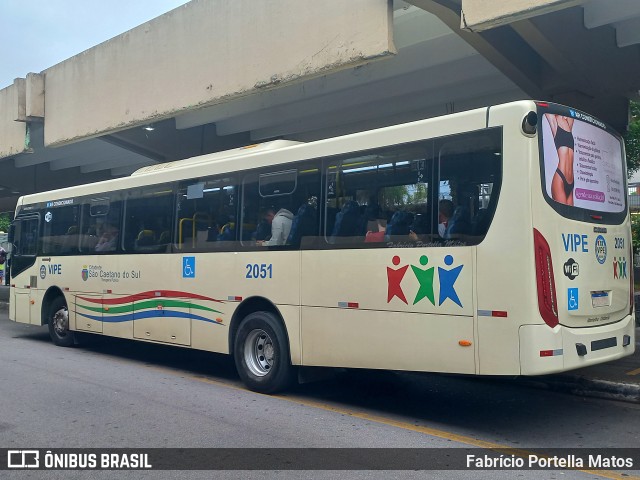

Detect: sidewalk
[0, 285, 638, 402]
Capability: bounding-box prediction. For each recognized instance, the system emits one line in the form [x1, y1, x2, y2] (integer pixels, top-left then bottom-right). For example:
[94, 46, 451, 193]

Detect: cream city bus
[8, 100, 635, 393]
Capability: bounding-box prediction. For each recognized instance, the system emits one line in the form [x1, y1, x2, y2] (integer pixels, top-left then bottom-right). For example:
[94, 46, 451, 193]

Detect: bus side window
[42, 205, 82, 255]
[9, 215, 39, 278]
[285, 166, 320, 249]
[13, 217, 38, 257]
[80, 197, 123, 254]
[176, 177, 237, 251]
[325, 144, 432, 247]
[124, 185, 174, 253]
[437, 129, 502, 245]
[242, 170, 297, 248]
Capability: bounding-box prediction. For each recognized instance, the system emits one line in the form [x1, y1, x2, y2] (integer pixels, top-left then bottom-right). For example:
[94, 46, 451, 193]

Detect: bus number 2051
[245, 263, 273, 279]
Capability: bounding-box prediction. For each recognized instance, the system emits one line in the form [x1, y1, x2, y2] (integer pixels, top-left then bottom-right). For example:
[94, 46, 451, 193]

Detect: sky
[0, 0, 190, 88]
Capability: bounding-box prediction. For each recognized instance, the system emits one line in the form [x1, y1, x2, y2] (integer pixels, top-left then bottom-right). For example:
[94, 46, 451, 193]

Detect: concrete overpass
[1, 0, 639, 213]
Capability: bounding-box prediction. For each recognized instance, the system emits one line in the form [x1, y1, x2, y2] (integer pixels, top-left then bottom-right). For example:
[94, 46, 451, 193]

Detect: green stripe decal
[76, 300, 222, 315]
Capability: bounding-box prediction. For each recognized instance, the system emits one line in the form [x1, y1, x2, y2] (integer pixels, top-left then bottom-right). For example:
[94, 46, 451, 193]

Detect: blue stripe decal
[76, 310, 222, 325]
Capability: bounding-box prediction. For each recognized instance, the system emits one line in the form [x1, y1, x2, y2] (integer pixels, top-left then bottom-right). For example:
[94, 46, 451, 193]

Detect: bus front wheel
[234, 311, 294, 393]
[48, 296, 74, 347]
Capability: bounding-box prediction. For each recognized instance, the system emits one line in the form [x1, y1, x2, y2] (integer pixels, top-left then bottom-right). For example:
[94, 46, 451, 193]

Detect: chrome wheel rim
[243, 329, 274, 377]
[52, 307, 69, 337]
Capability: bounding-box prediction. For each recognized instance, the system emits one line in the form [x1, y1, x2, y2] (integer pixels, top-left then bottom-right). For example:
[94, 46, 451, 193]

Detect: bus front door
[9, 215, 40, 324]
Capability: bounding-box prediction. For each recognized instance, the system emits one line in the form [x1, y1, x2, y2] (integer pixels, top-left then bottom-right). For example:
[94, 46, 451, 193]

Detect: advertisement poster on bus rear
[541, 112, 624, 213]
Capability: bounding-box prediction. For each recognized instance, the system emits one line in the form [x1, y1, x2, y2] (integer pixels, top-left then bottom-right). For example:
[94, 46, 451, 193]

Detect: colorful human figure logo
[438, 255, 463, 307]
[411, 255, 435, 305]
[386, 254, 463, 308]
[613, 256, 627, 279]
[622, 257, 628, 279]
[387, 255, 409, 304]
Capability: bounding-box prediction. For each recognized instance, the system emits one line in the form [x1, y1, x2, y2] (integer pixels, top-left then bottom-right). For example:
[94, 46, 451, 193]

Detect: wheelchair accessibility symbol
[568, 288, 578, 311]
[183, 257, 195, 278]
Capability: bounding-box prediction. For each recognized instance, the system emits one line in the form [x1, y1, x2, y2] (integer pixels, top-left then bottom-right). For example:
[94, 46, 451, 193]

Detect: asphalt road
[0, 311, 639, 480]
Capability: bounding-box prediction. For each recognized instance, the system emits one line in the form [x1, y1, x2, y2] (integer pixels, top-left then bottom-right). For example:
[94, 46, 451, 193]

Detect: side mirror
[521, 111, 538, 136]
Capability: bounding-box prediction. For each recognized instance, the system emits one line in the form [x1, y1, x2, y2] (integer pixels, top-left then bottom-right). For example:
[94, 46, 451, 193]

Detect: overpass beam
[459, 0, 579, 32]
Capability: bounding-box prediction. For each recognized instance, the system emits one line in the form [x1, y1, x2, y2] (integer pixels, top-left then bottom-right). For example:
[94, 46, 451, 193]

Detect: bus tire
[234, 311, 294, 393]
[48, 296, 74, 347]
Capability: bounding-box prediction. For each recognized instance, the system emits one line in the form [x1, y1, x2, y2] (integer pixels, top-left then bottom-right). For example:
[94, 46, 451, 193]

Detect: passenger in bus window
[544, 114, 575, 206]
[437, 199, 454, 239]
[365, 220, 386, 243]
[255, 207, 275, 242]
[364, 201, 381, 233]
[95, 224, 119, 252]
[259, 206, 293, 246]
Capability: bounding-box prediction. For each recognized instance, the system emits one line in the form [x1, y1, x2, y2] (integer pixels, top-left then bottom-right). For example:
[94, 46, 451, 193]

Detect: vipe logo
[594, 235, 607, 264]
[39, 265, 47, 280]
[569, 109, 576, 117]
[7, 450, 39, 468]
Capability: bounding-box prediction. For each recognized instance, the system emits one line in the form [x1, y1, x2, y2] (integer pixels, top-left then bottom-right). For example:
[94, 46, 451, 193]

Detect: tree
[379, 186, 409, 208]
[632, 214, 640, 254]
[625, 101, 640, 260]
[0, 213, 10, 233]
[624, 100, 640, 178]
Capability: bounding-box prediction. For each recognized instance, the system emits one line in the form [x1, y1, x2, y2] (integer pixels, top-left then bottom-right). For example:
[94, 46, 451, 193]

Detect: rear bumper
[519, 316, 635, 375]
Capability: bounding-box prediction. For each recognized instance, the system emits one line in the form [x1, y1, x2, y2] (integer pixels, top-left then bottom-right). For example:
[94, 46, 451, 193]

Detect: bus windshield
[538, 103, 625, 219]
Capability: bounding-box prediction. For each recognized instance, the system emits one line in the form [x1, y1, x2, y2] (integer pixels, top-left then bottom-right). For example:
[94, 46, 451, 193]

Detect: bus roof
[16, 100, 543, 208]
[131, 140, 302, 176]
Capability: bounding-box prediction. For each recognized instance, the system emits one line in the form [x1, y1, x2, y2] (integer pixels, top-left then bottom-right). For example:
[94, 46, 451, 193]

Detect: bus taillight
[534, 229, 559, 328]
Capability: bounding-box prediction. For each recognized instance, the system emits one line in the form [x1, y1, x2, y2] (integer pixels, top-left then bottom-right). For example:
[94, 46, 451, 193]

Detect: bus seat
[447, 206, 471, 236]
[158, 231, 171, 245]
[385, 211, 413, 239]
[135, 229, 156, 248]
[287, 203, 317, 248]
[218, 222, 235, 241]
[331, 200, 362, 241]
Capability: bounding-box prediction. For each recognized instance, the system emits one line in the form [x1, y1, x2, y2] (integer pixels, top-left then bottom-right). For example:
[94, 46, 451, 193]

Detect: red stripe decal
[77, 290, 224, 305]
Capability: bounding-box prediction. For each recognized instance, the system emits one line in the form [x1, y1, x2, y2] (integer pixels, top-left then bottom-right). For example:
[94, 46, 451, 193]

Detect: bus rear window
[540, 106, 625, 216]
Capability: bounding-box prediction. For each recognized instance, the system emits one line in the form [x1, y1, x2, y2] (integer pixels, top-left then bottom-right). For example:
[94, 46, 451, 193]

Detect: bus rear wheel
[48, 296, 74, 347]
[234, 311, 294, 393]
